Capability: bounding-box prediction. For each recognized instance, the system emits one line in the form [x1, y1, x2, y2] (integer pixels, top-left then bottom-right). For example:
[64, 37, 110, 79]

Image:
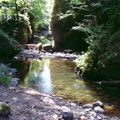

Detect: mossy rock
[0, 102, 11, 116]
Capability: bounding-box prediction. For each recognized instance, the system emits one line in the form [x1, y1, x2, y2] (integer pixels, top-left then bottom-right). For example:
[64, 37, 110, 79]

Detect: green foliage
[41, 37, 50, 45]
[0, 76, 11, 86]
[0, 29, 19, 59]
[0, 0, 15, 21]
[28, 0, 47, 32]
[70, 0, 84, 5]
[52, 0, 90, 51]
[75, 0, 120, 80]
[0, 65, 12, 86]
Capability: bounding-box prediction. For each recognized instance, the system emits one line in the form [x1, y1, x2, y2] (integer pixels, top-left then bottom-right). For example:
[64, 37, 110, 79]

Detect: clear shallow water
[12, 58, 120, 116]
[14, 58, 97, 101]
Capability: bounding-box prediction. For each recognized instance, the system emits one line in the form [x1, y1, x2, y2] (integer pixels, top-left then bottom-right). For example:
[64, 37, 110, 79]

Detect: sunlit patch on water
[22, 59, 52, 94]
[37, 59, 52, 93]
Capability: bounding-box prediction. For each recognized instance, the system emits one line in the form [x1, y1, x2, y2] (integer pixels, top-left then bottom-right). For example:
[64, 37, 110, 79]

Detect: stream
[11, 57, 120, 116]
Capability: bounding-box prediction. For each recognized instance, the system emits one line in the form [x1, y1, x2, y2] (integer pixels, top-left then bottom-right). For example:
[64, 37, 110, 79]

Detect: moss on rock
[0, 102, 11, 116]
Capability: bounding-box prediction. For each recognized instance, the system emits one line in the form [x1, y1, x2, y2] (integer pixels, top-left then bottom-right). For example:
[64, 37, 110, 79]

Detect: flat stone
[42, 97, 55, 105]
[85, 108, 92, 112]
[61, 106, 71, 112]
[94, 106, 105, 114]
[79, 111, 86, 116]
[82, 104, 93, 109]
[53, 105, 61, 110]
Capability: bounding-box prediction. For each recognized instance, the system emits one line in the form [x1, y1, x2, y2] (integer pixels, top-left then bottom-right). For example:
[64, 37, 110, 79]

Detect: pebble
[70, 103, 76, 106]
[61, 106, 71, 112]
[82, 104, 93, 109]
[89, 116, 95, 120]
[89, 111, 97, 117]
[80, 111, 86, 116]
[62, 111, 74, 120]
[80, 115, 86, 120]
[93, 101, 104, 108]
[51, 114, 58, 120]
[13, 97, 19, 102]
[84, 108, 92, 112]
[94, 106, 105, 114]
[42, 97, 55, 105]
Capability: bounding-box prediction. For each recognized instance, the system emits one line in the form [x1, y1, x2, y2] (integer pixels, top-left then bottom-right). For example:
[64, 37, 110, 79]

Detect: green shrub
[0, 76, 11, 86]
[0, 29, 19, 59]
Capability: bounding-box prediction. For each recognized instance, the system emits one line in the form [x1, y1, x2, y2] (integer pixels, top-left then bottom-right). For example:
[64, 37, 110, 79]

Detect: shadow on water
[12, 58, 120, 116]
[84, 81, 120, 116]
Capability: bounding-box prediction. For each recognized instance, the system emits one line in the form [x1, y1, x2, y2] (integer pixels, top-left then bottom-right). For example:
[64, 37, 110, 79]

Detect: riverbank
[0, 85, 120, 120]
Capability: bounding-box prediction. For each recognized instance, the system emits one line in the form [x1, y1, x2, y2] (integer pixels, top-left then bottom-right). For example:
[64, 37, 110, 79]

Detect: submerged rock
[0, 102, 11, 116]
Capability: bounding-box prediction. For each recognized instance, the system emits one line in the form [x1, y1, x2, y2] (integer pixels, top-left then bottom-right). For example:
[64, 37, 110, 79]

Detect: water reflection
[23, 59, 52, 94]
[37, 59, 52, 93]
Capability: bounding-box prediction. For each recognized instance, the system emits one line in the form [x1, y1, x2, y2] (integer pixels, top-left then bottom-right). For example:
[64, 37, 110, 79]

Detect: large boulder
[51, 0, 89, 52]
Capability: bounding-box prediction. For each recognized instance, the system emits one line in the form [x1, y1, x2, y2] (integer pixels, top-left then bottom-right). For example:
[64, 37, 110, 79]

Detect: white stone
[42, 97, 55, 105]
[82, 104, 93, 108]
[90, 116, 95, 120]
[61, 106, 71, 112]
[85, 108, 92, 112]
[51, 114, 58, 120]
[80, 115, 86, 120]
[70, 103, 76, 106]
[13, 97, 19, 102]
[80, 111, 86, 115]
[93, 100, 104, 108]
[94, 106, 105, 113]
[89, 111, 97, 117]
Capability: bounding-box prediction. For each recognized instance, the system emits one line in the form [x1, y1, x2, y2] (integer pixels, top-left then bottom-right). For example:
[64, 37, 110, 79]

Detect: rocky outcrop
[51, 0, 89, 52]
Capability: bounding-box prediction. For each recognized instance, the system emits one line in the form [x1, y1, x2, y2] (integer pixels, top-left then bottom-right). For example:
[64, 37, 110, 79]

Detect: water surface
[12, 58, 120, 116]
